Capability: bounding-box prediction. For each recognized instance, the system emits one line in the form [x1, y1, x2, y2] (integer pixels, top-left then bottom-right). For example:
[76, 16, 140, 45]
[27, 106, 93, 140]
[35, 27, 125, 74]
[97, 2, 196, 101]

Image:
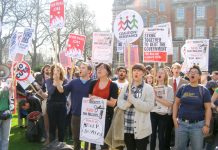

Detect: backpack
[181, 84, 204, 99]
[26, 120, 40, 142]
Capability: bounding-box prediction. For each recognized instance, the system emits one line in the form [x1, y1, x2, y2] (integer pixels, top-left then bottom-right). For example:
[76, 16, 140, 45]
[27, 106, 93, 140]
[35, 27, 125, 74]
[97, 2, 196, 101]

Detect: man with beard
[35, 64, 51, 87]
[114, 67, 129, 95]
[64, 62, 92, 150]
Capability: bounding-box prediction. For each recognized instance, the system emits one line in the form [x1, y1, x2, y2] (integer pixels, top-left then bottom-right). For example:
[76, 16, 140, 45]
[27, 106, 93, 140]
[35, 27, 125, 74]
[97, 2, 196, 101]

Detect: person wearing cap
[117, 63, 155, 150]
[173, 65, 211, 150]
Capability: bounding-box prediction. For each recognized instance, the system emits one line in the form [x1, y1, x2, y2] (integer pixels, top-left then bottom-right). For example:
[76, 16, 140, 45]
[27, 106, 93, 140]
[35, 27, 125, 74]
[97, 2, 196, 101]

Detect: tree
[0, 0, 28, 63]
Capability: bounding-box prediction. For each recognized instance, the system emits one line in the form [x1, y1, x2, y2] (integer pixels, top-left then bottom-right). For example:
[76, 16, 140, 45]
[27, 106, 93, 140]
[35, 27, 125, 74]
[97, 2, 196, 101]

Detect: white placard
[113, 9, 144, 44]
[152, 86, 168, 113]
[184, 39, 209, 71]
[154, 22, 173, 55]
[92, 32, 114, 64]
[80, 98, 107, 145]
[18, 74, 35, 90]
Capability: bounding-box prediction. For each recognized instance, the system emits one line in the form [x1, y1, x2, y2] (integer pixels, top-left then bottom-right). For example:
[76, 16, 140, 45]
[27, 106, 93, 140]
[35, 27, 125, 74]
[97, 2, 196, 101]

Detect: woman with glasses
[173, 65, 211, 150]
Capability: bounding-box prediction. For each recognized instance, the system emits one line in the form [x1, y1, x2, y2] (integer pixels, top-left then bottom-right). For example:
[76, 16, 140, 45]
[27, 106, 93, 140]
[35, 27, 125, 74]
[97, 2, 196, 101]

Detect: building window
[159, 17, 167, 23]
[195, 26, 205, 37]
[188, 28, 192, 38]
[176, 27, 184, 38]
[149, 15, 156, 27]
[196, 6, 205, 19]
[176, 7, 184, 20]
[150, 0, 156, 9]
[159, 2, 165, 12]
[142, 14, 147, 27]
[173, 47, 179, 62]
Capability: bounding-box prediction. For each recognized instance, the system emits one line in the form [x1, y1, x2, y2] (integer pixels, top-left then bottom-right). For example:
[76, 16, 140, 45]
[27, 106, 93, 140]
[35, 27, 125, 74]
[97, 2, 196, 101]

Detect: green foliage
[209, 47, 218, 72]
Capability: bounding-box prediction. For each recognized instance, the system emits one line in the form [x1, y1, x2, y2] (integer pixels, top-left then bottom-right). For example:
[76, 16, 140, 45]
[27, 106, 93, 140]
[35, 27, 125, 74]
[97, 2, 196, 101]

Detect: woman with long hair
[45, 64, 68, 142]
[150, 68, 174, 150]
[89, 63, 118, 149]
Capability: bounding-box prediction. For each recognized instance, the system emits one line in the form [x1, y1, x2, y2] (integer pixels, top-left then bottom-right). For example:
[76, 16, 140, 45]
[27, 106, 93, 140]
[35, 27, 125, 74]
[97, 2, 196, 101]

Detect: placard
[59, 51, 72, 68]
[92, 32, 114, 64]
[80, 98, 107, 145]
[124, 44, 139, 68]
[65, 34, 86, 59]
[50, 0, 64, 29]
[14, 61, 31, 81]
[18, 74, 35, 90]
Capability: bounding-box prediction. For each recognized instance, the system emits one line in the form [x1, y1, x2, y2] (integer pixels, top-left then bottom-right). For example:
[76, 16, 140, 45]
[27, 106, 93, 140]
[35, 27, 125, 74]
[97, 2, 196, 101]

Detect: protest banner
[184, 39, 209, 71]
[124, 44, 139, 68]
[143, 27, 169, 63]
[80, 98, 107, 145]
[18, 27, 34, 55]
[59, 50, 72, 68]
[9, 30, 23, 60]
[18, 74, 35, 90]
[151, 85, 168, 113]
[65, 33, 86, 59]
[50, 0, 64, 29]
[92, 32, 114, 64]
[14, 61, 31, 81]
[154, 22, 173, 55]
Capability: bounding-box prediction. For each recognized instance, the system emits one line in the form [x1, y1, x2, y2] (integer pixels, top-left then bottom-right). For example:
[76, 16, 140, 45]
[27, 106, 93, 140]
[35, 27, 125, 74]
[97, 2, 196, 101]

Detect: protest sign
[18, 27, 34, 55]
[18, 74, 35, 90]
[9, 30, 23, 60]
[152, 85, 168, 113]
[117, 41, 124, 53]
[92, 32, 114, 64]
[59, 51, 72, 68]
[50, 0, 64, 29]
[154, 22, 173, 55]
[124, 44, 139, 68]
[14, 61, 31, 81]
[113, 9, 144, 44]
[65, 34, 86, 59]
[184, 39, 209, 71]
[80, 98, 106, 145]
[143, 27, 169, 63]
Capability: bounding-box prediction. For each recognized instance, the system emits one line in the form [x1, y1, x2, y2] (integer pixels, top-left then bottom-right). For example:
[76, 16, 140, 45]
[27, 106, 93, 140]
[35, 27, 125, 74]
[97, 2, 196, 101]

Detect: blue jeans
[0, 118, 11, 150]
[175, 119, 204, 150]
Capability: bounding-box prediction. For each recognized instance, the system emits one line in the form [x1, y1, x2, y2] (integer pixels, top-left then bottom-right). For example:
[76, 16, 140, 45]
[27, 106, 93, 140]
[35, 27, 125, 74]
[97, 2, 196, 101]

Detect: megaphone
[0, 64, 10, 81]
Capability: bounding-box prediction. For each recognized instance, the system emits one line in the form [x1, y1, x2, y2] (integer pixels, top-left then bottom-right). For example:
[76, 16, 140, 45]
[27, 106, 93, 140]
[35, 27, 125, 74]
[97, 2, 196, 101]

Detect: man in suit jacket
[165, 62, 189, 150]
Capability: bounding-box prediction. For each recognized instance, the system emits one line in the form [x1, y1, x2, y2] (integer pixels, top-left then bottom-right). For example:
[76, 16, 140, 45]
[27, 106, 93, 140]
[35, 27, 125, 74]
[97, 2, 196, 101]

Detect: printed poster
[143, 27, 169, 63]
[80, 98, 107, 145]
[92, 32, 114, 64]
[59, 51, 72, 68]
[18, 74, 35, 90]
[65, 34, 86, 59]
[50, 0, 64, 29]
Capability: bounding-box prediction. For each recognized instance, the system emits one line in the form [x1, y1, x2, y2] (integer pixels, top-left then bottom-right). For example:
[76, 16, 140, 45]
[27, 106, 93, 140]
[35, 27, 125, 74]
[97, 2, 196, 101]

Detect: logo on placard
[114, 10, 144, 44]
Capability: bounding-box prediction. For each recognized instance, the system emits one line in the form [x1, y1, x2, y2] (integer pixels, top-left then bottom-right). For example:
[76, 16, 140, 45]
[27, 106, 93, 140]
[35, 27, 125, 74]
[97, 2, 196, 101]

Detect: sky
[69, 0, 114, 31]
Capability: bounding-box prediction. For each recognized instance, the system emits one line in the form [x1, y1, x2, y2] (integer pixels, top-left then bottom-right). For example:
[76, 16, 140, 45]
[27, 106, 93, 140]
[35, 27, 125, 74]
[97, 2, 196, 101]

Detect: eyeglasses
[189, 71, 200, 74]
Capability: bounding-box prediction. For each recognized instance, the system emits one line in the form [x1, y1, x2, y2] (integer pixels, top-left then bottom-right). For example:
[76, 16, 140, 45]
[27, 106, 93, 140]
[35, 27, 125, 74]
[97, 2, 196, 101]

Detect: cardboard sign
[50, 0, 64, 29]
[92, 32, 114, 64]
[124, 44, 139, 68]
[143, 27, 169, 63]
[18, 74, 35, 90]
[114, 9, 144, 44]
[80, 98, 106, 145]
[65, 34, 86, 59]
[14, 61, 31, 81]
[183, 39, 209, 71]
[59, 51, 72, 68]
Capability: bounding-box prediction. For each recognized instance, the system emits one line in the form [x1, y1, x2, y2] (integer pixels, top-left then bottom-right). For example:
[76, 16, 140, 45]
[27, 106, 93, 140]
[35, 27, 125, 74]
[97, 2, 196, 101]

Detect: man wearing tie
[165, 62, 189, 150]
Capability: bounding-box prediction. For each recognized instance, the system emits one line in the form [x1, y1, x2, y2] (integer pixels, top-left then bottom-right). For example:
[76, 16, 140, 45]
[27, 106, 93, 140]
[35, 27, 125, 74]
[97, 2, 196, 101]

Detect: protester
[117, 63, 155, 150]
[150, 68, 174, 150]
[201, 72, 210, 86]
[89, 63, 118, 149]
[166, 62, 188, 149]
[64, 62, 92, 150]
[173, 65, 211, 150]
[35, 64, 51, 87]
[206, 71, 218, 95]
[113, 66, 128, 95]
[0, 79, 13, 150]
[43, 63, 68, 143]
[144, 74, 154, 86]
[164, 66, 173, 77]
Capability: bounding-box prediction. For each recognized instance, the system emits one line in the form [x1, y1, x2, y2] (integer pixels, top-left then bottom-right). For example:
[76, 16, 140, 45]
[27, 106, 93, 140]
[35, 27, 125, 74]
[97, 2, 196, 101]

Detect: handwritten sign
[80, 98, 106, 145]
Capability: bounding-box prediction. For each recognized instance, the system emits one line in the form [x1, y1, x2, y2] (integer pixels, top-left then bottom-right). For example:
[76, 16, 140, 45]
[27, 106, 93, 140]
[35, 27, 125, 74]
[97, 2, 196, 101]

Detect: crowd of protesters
[0, 60, 218, 150]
